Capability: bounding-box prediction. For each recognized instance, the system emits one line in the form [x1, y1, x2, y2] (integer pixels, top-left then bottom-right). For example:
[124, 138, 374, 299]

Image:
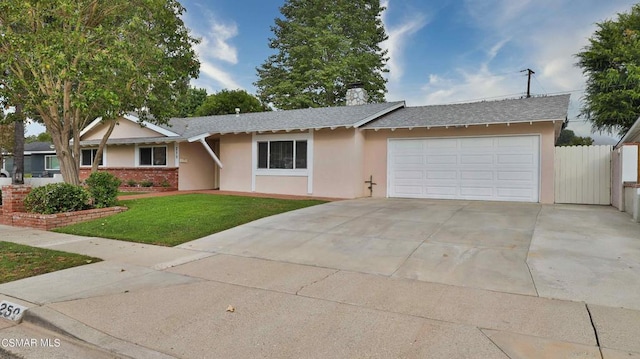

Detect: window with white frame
[44, 155, 60, 170]
[257, 140, 307, 169]
[81, 148, 104, 167]
[138, 146, 167, 166]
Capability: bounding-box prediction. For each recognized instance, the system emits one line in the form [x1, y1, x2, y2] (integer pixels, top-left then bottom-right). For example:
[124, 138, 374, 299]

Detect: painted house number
[0, 300, 27, 322]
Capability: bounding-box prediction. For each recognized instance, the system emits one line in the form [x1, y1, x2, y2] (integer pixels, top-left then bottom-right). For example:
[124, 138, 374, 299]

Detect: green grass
[0, 242, 101, 284]
[55, 194, 326, 246]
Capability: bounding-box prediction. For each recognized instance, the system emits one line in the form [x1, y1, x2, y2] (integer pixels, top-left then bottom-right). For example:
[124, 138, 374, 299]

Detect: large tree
[576, 4, 640, 135]
[177, 87, 208, 117]
[255, 0, 388, 110]
[0, 0, 199, 184]
[195, 89, 270, 116]
[555, 129, 595, 146]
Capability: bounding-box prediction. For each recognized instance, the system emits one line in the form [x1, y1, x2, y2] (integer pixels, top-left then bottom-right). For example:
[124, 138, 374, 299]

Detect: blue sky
[171, 0, 638, 144]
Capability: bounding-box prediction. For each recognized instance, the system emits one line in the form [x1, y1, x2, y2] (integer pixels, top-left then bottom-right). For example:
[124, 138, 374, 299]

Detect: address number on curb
[0, 300, 27, 322]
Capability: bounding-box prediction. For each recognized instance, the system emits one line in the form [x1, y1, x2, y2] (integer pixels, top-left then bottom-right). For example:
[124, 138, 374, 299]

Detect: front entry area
[387, 135, 540, 202]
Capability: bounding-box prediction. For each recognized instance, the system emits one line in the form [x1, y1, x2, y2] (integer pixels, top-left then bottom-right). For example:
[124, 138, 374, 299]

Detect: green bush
[127, 179, 137, 187]
[85, 172, 121, 208]
[140, 180, 154, 187]
[24, 183, 90, 214]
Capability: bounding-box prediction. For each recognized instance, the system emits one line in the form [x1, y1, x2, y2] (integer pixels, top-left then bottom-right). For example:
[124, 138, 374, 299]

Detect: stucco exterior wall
[178, 141, 217, 190]
[83, 117, 164, 140]
[255, 176, 308, 196]
[219, 134, 252, 192]
[102, 146, 133, 167]
[313, 128, 364, 198]
[624, 186, 640, 222]
[362, 122, 557, 203]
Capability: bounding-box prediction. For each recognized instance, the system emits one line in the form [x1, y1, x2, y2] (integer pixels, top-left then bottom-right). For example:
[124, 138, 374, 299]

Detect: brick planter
[0, 206, 128, 230]
[0, 184, 128, 230]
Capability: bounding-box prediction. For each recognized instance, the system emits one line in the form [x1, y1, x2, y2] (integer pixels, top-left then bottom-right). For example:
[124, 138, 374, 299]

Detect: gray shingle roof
[24, 142, 55, 153]
[363, 95, 570, 129]
[161, 101, 405, 138]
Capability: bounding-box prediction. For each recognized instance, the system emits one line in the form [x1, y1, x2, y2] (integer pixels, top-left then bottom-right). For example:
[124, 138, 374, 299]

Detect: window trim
[256, 139, 308, 171]
[44, 155, 60, 171]
[80, 148, 106, 168]
[251, 131, 314, 193]
[135, 145, 168, 167]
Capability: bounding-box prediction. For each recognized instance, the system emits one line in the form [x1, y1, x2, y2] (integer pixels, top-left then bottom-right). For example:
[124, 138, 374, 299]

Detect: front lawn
[0, 242, 101, 284]
[55, 194, 325, 246]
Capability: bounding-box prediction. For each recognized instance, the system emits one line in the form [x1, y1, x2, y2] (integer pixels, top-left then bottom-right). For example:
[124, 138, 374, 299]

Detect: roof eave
[363, 117, 564, 130]
[616, 115, 640, 148]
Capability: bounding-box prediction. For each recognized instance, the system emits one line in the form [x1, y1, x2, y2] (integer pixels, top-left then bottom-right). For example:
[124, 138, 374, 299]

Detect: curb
[22, 306, 177, 359]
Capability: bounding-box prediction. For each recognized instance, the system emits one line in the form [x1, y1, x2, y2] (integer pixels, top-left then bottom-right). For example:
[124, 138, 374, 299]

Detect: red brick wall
[1, 185, 32, 214]
[3, 207, 127, 230]
[79, 167, 178, 188]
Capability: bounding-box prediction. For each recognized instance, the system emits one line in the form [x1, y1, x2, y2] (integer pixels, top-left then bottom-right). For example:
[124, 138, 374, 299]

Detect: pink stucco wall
[255, 176, 308, 195]
[83, 117, 163, 140]
[178, 141, 218, 190]
[101, 146, 133, 167]
[313, 128, 365, 198]
[363, 122, 559, 204]
[219, 134, 252, 192]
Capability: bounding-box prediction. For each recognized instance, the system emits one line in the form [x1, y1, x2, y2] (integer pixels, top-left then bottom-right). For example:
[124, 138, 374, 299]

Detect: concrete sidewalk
[0, 199, 639, 358]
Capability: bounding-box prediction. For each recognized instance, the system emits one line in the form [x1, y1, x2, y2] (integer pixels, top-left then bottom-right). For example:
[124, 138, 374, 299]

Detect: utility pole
[521, 68, 535, 98]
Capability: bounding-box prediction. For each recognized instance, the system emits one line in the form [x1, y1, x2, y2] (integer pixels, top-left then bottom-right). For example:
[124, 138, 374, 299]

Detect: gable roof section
[165, 101, 405, 140]
[80, 114, 180, 138]
[363, 95, 570, 130]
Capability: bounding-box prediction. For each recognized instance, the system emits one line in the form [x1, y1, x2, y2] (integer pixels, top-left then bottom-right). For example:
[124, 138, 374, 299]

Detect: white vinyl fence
[554, 145, 612, 205]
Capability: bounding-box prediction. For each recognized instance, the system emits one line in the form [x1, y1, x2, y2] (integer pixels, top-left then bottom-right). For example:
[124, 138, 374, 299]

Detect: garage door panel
[426, 186, 457, 196]
[460, 170, 493, 180]
[426, 155, 457, 164]
[427, 170, 457, 179]
[497, 154, 535, 164]
[393, 170, 424, 180]
[389, 136, 539, 202]
[460, 154, 493, 164]
[497, 171, 534, 181]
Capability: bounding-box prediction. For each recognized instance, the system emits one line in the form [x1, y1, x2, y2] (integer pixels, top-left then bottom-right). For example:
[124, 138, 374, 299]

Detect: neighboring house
[3, 142, 60, 178]
[612, 117, 640, 221]
[79, 90, 570, 203]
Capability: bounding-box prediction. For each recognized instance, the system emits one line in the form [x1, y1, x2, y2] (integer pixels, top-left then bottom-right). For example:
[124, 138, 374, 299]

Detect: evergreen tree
[255, 0, 388, 109]
[576, 4, 640, 135]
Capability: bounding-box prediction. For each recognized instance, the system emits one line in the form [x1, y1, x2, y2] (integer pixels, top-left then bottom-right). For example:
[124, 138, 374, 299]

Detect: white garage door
[388, 136, 540, 202]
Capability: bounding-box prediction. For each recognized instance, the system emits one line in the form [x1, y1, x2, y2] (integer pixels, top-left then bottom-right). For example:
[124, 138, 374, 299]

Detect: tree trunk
[12, 104, 25, 185]
[91, 119, 116, 173]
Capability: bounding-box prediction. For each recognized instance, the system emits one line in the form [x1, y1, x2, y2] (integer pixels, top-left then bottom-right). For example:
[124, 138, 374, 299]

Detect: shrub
[140, 180, 154, 187]
[85, 172, 122, 208]
[161, 179, 171, 188]
[127, 179, 137, 187]
[24, 183, 90, 214]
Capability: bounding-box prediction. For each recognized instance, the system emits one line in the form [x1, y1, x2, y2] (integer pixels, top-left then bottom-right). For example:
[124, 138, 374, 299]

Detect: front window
[257, 140, 307, 169]
[45, 155, 60, 170]
[81, 149, 103, 167]
[139, 146, 167, 166]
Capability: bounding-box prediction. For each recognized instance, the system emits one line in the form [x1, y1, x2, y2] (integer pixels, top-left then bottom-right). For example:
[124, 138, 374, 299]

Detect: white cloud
[184, 8, 244, 91]
[197, 20, 239, 65]
[198, 62, 242, 90]
[381, 1, 429, 82]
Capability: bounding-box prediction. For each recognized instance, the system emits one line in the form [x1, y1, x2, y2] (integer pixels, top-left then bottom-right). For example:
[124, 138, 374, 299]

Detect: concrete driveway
[1, 198, 639, 358]
[179, 198, 640, 309]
